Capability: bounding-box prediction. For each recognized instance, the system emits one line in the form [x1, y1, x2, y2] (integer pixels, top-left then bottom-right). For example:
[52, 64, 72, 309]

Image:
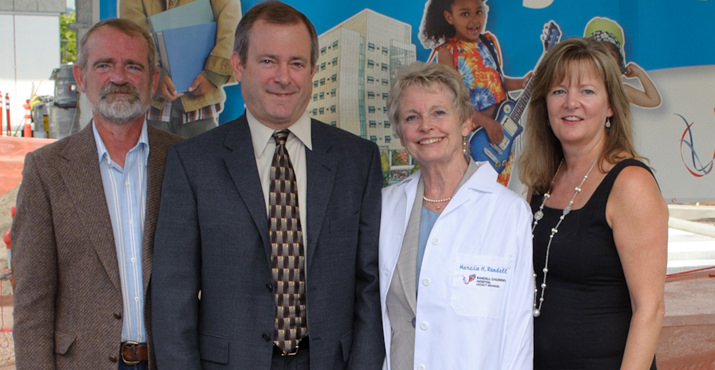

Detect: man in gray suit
[11, 18, 181, 370]
[151, 1, 385, 369]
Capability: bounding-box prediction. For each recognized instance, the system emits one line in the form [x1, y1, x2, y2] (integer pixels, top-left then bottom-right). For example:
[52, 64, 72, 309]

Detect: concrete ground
[1, 135, 714, 368]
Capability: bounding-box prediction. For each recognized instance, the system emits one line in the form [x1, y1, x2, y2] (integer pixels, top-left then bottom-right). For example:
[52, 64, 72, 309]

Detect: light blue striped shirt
[93, 122, 149, 343]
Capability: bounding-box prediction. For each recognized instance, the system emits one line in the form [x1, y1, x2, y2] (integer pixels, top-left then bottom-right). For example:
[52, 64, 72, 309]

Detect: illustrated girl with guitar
[420, 0, 531, 186]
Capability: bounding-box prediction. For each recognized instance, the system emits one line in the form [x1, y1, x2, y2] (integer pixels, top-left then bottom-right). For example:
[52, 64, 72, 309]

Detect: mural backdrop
[102, 0, 715, 203]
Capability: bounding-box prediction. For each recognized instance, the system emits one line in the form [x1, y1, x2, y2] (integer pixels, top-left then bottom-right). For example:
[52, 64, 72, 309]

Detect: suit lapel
[59, 125, 121, 291]
[223, 116, 271, 259]
[304, 120, 337, 268]
[142, 127, 174, 294]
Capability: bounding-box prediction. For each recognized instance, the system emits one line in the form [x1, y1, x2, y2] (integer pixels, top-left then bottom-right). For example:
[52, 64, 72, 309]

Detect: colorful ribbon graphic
[677, 112, 715, 177]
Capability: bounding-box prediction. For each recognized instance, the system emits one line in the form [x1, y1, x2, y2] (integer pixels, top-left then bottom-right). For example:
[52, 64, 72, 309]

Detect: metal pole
[5, 94, 10, 136]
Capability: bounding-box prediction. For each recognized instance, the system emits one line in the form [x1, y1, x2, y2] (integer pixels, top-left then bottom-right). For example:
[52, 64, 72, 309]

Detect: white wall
[631, 65, 715, 203]
[0, 13, 59, 135]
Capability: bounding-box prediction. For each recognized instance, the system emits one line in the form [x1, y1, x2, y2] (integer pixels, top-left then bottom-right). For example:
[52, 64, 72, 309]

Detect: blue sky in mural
[240, 0, 715, 73]
[103, 0, 715, 71]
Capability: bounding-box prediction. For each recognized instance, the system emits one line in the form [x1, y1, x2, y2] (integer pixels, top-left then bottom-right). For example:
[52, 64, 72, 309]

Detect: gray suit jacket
[151, 114, 385, 369]
[11, 124, 181, 370]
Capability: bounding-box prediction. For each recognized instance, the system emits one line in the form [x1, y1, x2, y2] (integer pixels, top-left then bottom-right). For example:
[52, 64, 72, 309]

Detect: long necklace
[531, 157, 598, 318]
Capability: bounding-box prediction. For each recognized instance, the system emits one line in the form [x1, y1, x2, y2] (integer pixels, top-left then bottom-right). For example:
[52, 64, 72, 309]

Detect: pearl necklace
[423, 195, 452, 211]
[422, 195, 452, 203]
[531, 157, 598, 318]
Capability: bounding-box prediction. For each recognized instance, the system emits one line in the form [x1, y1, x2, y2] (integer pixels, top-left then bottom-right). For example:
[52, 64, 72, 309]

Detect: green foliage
[60, 12, 77, 64]
[381, 151, 390, 186]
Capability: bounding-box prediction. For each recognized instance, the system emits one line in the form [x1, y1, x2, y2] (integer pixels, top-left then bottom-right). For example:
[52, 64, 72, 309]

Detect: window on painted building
[381, 79, 389, 86]
[370, 135, 377, 142]
[313, 93, 318, 101]
[381, 46, 388, 55]
[367, 59, 375, 68]
[367, 76, 375, 84]
[368, 42, 375, 51]
[319, 92, 325, 99]
[369, 120, 377, 127]
[384, 121, 391, 128]
[382, 92, 389, 99]
[331, 74, 337, 82]
[319, 107, 325, 114]
[331, 121, 337, 126]
[381, 63, 388, 71]
[330, 88, 336, 97]
[313, 80, 318, 87]
[332, 57, 338, 65]
[367, 91, 375, 99]
[368, 106, 376, 113]
[320, 78, 326, 86]
[332, 40, 338, 48]
[320, 62, 326, 71]
[321, 46, 327, 55]
[312, 108, 318, 115]
[330, 105, 336, 112]
[385, 135, 391, 143]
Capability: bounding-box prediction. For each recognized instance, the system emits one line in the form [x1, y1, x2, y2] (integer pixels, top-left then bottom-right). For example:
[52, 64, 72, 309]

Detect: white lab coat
[379, 163, 534, 370]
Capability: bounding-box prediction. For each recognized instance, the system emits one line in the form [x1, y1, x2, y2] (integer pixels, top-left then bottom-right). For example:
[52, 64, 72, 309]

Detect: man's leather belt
[120, 341, 148, 365]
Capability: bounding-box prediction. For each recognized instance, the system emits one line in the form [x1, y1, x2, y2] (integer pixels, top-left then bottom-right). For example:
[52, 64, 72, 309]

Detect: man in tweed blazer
[11, 18, 181, 370]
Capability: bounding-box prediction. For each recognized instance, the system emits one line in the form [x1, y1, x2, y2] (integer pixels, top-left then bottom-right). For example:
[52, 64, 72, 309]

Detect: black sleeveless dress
[531, 159, 657, 370]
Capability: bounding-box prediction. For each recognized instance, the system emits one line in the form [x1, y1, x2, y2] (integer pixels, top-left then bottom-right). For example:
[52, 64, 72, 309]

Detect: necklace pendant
[534, 210, 543, 221]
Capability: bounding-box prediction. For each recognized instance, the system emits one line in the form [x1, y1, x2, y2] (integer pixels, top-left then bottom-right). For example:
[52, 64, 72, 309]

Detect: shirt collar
[246, 109, 313, 159]
[92, 120, 150, 166]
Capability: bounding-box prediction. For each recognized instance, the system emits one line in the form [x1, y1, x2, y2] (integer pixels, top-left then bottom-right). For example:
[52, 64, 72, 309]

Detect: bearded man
[11, 18, 181, 370]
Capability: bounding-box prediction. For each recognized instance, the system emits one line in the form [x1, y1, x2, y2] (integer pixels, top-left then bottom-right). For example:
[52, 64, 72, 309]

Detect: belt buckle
[281, 344, 300, 357]
[120, 340, 141, 365]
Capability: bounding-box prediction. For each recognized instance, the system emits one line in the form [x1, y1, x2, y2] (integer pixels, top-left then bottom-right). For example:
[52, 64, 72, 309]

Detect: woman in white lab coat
[379, 62, 534, 370]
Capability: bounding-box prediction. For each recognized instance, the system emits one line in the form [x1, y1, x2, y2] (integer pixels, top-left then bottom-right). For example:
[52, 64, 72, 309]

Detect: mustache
[99, 83, 140, 100]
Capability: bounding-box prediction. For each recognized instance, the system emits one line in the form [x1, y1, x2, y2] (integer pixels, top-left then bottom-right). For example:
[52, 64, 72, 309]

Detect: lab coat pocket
[449, 255, 513, 319]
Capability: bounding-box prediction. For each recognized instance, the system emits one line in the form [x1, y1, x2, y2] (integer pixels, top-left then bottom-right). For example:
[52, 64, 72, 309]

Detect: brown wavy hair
[517, 37, 638, 194]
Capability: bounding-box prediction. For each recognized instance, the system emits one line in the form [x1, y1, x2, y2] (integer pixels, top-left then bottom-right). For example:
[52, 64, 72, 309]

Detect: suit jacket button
[113, 312, 122, 319]
[109, 355, 118, 362]
[262, 333, 271, 342]
[265, 283, 273, 292]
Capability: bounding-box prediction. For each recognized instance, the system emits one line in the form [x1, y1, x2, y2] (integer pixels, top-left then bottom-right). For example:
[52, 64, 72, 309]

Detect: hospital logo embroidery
[463, 274, 477, 285]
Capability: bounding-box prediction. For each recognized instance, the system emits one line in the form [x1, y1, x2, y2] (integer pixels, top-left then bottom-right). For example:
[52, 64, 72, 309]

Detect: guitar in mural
[468, 21, 562, 174]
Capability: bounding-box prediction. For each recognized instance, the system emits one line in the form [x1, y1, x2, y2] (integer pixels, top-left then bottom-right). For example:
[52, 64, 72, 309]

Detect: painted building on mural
[309, 9, 416, 152]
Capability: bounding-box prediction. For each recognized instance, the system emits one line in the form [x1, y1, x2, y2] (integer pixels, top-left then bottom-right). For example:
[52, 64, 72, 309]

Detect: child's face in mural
[444, 0, 487, 42]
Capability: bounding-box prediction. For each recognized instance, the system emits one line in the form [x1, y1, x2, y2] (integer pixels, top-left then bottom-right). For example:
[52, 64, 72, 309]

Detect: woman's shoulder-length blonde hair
[387, 62, 473, 139]
[517, 37, 639, 194]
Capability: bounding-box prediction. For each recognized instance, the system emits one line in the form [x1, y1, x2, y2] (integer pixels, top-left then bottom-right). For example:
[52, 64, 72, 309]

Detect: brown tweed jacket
[11, 124, 181, 370]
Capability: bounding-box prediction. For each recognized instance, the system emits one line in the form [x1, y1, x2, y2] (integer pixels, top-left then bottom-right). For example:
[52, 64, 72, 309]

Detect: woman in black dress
[517, 38, 667, 369]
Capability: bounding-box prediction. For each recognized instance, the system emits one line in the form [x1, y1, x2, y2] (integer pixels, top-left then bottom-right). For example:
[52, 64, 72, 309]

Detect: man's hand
[187, 74, 217, 97]
[155, 76, 181, 101]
